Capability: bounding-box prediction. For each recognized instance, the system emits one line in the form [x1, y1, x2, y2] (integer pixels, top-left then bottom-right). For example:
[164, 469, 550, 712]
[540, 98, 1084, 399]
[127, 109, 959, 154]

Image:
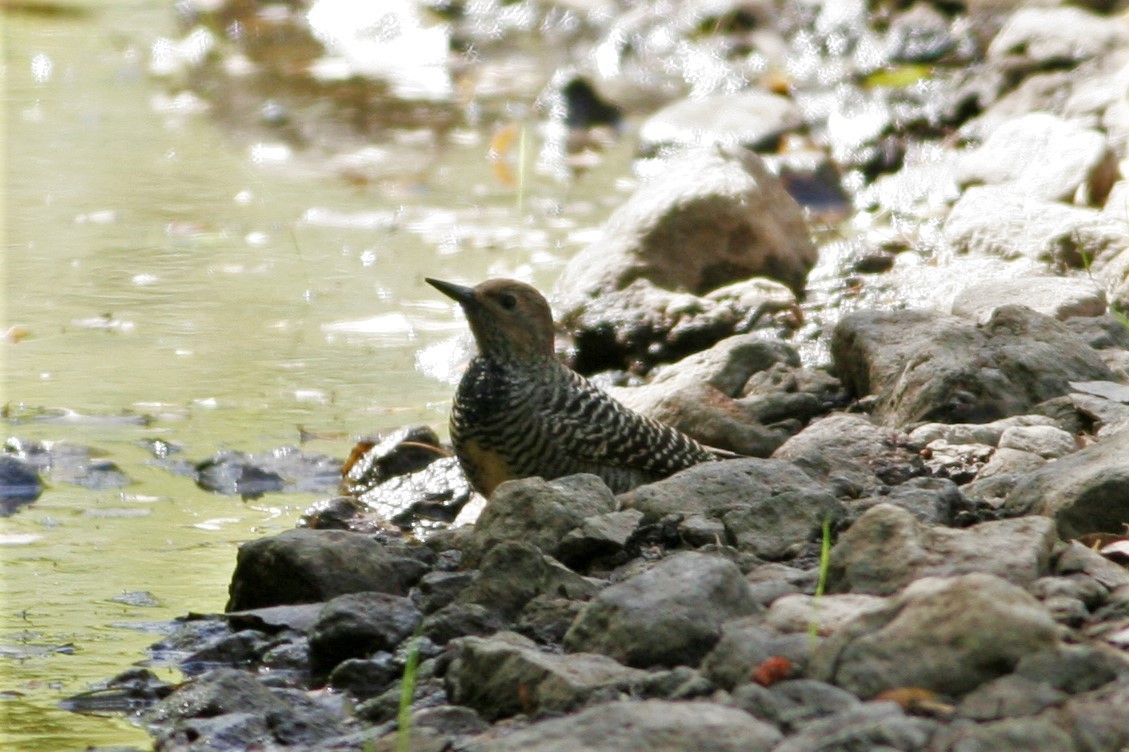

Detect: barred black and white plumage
[426, 277, 724, 496]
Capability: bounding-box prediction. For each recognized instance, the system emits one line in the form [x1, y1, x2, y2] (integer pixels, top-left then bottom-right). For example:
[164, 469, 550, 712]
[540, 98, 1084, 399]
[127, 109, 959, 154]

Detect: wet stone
[308, 592, 422, 678]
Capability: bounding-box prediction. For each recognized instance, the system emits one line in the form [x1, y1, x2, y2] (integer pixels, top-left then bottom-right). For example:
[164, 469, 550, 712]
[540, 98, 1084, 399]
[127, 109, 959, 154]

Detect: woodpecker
[426, 277, 724, 496]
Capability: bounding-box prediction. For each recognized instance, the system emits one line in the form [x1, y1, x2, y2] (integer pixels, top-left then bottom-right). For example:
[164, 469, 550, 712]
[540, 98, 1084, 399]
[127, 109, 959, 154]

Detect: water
[1, 2, 629, 748]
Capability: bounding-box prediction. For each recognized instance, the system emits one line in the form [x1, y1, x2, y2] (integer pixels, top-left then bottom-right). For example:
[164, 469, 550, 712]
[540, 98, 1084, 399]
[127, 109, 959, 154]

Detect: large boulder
[831, 305, 1115, 426]
[226, 529, 431, 611]
[563, 551, 759, 668]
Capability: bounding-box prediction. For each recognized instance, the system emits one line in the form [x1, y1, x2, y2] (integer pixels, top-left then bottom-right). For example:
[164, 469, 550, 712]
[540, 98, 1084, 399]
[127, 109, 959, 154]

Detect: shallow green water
[1, 2, 627, 748]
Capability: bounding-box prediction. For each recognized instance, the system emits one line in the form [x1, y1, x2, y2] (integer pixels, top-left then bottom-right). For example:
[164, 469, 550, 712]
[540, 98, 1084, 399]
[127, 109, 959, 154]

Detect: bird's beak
[426, 278, 476, 308]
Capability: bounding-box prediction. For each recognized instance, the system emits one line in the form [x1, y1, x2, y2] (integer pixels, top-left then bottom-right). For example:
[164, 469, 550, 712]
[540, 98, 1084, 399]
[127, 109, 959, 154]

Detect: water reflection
[3, 1, 606, 749]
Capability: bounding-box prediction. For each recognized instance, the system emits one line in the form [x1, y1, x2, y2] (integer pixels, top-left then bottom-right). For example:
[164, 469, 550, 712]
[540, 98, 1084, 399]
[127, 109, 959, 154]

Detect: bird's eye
[498, 293, 517, 310]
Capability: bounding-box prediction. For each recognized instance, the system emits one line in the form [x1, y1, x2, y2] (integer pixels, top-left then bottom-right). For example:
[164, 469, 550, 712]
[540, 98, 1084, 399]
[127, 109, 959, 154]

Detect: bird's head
[426, 277, 556, 361]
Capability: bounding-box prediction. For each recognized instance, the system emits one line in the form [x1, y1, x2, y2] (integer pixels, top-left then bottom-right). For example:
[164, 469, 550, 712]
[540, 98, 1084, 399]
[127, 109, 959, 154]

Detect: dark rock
[468, 474, 616, 565]
[226, 529, 430, 611]
[60, 668, 173, 716]
[0, 454, 42, 514]
[328, 653, 399, 699]
[769, 701, 938, 752]
[812, 574, 1059, 698]
[849, 477, 964, 526]
[357, 455, 473, 534]
[308, 592, 421, 677]
[1002, 424, 1129, 538]
[445, 631, 648, 721]
[193, 447, 341, 499]
[298, 495, 383, 533]
[831, 306, 1115, 426]
[557, 509, 644, 571]
[183, 629, 274, 672]
[828, 503, 1057, 595]
[517, 596, 587, 645]
[773, 414, 923, 496]
[619, 458, 843, 559]
[147, 668, 344, 749]
[564, 551, 759, 668]
[411, 570, 477, 614]
[472, 698, 782, 752]
[421, 602, 509, 644]
[340, 424, 445, 492]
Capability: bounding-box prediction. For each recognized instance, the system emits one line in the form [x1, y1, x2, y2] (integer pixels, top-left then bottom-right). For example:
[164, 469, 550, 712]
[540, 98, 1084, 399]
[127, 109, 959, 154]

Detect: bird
[426, 277, 726, 496]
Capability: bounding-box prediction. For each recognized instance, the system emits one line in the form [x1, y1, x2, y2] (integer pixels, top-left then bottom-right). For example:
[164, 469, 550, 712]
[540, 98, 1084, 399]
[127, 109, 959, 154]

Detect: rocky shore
[25, 0, 1129, 749]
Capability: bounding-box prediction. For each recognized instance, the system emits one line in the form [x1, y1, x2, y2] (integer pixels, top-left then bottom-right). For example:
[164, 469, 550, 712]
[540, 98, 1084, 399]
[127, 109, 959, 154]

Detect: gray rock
[564, 551, 759, 668]
[1002, 424, 1129, 538]
[958, 674, 1068, 721]
[556, 146, 816, 309]
[226, 529, 431, 611]
[765, 593, 886, 637]
[951, 276, 1108, 323]
[943, 186, 1128, 269]
[1056, 541, 1129, 591]
[445, 631, 647, 721]
[618, 459, 844, 559]
[731, 679, 861, 732]
[308, 592, 421, 676]
[611, 335, 798, 455]
[699, 616, 814, 691]
[557, 509, 644, 568]
[850, 477, 964, 526]
[459, 541, 600, 620]
[997, 424, 1078, 459]
[771, 700, 938, 752]
[1014, 643, 1129, 694]
[812, 574, 1059, 697]
[773, 414, 922, 495]
[468, 474, 616, 564]
[1057, 679, 1129, 752]
[945, 716, 1076, 752]
[471, 698, 782, 752]
[639, 91, 804, 155]
[908, 415, 1061, 447]
[829, 503, 1057, 595]
[831, 305, 1115, 426]
[987, 6, 1129, 70]
[956, 113, 1117, 205]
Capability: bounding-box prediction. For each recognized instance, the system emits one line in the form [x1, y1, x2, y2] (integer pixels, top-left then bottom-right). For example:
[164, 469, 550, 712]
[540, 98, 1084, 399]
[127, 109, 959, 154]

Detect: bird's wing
[536, 370, 715, 474]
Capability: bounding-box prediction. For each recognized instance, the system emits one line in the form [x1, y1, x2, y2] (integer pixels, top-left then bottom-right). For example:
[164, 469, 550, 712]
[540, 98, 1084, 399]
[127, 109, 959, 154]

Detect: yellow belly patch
[460, 439, 513, 497]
